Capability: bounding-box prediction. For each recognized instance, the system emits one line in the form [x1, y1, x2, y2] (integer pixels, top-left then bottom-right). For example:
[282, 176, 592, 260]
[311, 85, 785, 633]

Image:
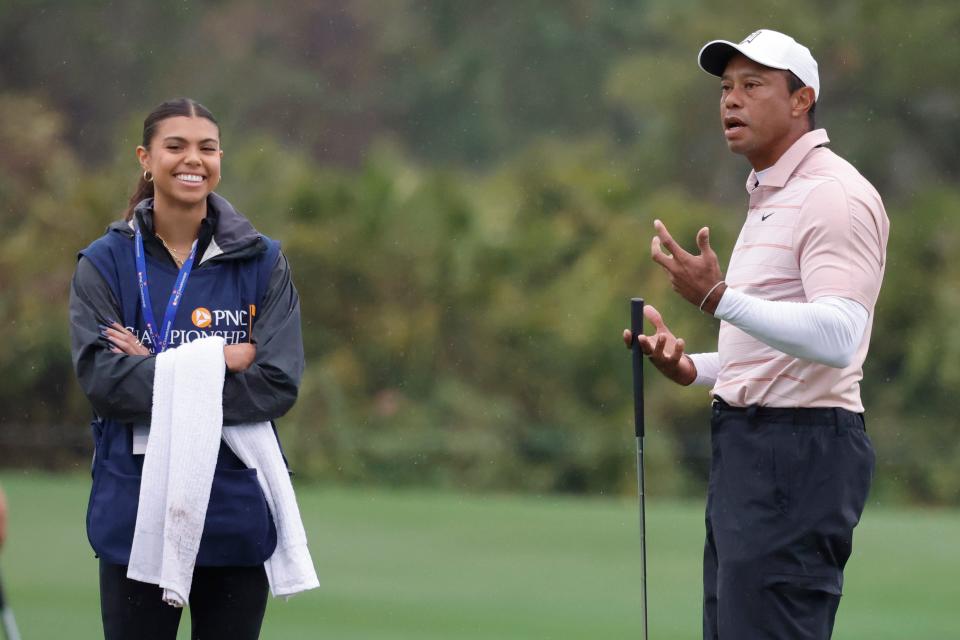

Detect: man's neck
[748, 126, 810, 172]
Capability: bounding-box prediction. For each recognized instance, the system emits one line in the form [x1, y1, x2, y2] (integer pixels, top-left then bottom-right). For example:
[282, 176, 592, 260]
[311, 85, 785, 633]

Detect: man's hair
[786, 71, 816, 129]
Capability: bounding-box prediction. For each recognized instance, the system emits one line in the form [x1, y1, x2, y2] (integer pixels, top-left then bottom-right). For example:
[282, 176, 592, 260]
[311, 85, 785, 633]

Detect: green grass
[1, 472, 958, 639]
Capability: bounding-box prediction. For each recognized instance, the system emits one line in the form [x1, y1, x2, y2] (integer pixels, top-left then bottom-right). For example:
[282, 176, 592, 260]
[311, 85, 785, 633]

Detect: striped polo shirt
[714, 128, 889, 411]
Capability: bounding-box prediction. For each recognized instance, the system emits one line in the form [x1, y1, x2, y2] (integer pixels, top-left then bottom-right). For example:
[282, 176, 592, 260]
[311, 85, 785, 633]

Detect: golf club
[0, 568, 21, 640]
[630, 297, 648, 640]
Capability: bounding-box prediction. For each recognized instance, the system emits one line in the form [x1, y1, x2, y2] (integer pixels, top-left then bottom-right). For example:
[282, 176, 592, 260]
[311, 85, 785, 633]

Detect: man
[623, 29, 889, 638]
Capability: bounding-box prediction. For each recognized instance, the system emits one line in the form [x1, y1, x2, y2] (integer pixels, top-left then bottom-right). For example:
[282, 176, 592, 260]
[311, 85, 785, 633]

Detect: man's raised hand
[651, 220, 726, 314]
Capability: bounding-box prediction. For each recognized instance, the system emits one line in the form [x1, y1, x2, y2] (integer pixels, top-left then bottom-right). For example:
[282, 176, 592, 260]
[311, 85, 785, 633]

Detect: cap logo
[741, 30, 762, 44]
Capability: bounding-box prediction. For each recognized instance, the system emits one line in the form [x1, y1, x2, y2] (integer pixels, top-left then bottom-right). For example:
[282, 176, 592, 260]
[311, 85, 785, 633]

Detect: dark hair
[123, 98, 220, 221]
[786, 71, 816, 130]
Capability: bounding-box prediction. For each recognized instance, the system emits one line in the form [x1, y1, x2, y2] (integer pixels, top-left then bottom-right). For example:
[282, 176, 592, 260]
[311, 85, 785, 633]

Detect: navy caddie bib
[78, 224, 282, 566]
[84, 227, 278, 350]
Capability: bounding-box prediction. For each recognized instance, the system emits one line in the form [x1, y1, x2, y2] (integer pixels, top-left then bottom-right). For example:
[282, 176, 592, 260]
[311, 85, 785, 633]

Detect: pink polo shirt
[713, 129, 889, 411]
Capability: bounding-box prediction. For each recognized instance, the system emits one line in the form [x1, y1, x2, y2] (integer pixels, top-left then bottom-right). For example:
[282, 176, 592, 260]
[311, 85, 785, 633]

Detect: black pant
[703, 402, 874, 639]
[100, 561, 269, 640]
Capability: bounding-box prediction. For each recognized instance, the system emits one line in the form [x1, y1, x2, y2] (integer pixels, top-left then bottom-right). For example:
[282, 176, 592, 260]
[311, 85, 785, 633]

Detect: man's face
[719, 54, 809, 170]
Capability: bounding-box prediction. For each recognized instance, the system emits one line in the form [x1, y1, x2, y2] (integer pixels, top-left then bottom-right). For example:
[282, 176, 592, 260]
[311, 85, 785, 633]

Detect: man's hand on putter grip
[622, 304, 697, 386]
[651, 219, 727, 315]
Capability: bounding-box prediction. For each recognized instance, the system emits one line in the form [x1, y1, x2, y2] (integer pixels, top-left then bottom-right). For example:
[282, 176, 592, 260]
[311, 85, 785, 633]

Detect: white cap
[698, 29, 820, 100]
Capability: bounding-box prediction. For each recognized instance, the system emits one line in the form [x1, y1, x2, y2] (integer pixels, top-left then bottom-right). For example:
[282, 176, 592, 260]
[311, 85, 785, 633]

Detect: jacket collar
[746, 128, 830, 192]
[113, 193, 264, 263]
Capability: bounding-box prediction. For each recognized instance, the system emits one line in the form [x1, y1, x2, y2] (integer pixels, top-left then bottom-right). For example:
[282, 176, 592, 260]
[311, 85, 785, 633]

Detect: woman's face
[137, 116, 222, 210]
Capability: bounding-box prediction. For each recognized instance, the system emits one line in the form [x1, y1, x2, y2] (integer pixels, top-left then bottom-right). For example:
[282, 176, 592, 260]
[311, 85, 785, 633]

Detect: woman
[69, 98, 305, 639]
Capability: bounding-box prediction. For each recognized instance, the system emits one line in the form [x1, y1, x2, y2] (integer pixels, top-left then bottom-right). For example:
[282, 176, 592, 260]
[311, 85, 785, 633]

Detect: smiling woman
[123, 100, 221, 219]
[67, 99, 312, 639]
[137, 116, 221, 227]
[135, 114, 221, 267]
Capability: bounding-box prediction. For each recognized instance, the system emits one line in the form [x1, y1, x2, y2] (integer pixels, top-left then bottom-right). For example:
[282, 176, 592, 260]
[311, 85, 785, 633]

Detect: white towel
[222, 424, 320, 597]
[128, 336, 226, 606]
[127, 336, 319, 606]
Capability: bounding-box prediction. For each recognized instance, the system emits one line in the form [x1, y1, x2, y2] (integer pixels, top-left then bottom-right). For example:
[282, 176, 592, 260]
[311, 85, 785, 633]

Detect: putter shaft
[630, 298, 649, 640]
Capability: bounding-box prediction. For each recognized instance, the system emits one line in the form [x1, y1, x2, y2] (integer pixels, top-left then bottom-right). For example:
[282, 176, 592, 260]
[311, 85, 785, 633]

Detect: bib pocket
[86, 460, 277, 566]
[197, 467, 277, 566]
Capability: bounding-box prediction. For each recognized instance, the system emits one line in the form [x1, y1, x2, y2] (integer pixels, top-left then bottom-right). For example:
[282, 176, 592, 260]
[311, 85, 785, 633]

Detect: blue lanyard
[134, 225, 198, 354]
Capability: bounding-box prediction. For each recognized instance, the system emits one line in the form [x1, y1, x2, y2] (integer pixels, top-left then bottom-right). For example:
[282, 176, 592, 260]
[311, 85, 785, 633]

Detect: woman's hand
[102, 321, 255, 372]
[102, 322, 150, 356]
[224, 343, 256, 373]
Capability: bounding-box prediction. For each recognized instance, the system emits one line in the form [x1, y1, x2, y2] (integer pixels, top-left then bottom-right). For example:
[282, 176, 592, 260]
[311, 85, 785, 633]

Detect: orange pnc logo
[191, 307, 213, 328]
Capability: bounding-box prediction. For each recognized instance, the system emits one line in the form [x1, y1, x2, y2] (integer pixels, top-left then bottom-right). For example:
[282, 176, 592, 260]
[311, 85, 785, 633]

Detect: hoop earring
[143, 170, 153, 183]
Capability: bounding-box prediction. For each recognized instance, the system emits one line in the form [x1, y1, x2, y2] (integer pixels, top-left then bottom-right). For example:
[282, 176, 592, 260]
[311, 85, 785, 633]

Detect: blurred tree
[1, 0, 959, 503]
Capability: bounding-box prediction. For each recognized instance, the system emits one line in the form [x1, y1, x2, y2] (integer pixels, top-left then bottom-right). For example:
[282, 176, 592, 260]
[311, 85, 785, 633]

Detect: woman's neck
[151, 194, 207, 247]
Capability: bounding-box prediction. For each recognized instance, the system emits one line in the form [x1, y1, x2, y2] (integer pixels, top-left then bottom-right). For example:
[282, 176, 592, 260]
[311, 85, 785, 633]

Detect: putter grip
[631, 298, 645, 438]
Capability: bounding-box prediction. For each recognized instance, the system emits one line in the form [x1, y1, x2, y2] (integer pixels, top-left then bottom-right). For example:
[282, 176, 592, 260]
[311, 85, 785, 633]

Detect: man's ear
[792, 86, 816, 118]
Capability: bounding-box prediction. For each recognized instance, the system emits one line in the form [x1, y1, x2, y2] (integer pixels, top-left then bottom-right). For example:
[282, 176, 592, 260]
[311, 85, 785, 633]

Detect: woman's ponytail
[123, 173, 155, 221]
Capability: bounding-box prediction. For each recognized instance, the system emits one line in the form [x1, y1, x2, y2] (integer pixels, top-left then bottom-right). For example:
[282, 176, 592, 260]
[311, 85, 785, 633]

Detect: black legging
[99, 560, 269, 640]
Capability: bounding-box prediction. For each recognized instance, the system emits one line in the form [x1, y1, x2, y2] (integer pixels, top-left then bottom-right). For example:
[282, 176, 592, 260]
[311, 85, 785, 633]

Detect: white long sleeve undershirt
[688, 352, 721, 387]
[688, 290, 869, 387]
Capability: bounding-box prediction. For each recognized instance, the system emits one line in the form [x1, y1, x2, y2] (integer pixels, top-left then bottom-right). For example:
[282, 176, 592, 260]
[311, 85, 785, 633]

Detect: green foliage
[2, 1, 960, 503]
